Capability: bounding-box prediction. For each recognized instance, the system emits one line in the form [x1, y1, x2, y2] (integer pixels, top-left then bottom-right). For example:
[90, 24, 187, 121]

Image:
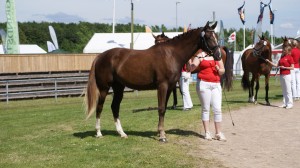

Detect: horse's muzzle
[212, 47, 222, 61]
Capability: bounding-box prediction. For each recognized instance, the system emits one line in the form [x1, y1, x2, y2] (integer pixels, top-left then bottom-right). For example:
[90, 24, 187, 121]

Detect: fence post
[6, 81, 9, 103]
[54, 78, 57, 101]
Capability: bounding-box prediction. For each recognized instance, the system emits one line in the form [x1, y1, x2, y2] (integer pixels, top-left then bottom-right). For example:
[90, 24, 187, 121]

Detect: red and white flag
[228, 32, 236, 43]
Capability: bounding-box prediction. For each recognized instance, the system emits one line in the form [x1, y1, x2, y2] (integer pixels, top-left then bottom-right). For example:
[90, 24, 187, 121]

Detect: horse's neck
[170, 31, 201, 63]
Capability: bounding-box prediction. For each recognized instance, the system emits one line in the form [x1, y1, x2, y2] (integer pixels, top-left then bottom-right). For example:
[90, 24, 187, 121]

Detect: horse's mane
[153, 27, 203, 46]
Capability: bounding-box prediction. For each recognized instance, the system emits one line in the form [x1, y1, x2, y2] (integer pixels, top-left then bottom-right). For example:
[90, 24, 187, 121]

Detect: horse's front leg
[265, 75, 270, 106]
[157, 84, 171, 142]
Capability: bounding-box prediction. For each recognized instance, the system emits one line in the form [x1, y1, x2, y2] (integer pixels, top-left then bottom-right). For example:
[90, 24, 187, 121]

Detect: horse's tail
[222, 46, 234, 91]
[241, 51, 250, 91]
[241, 73, 250, 90]
[84, 57, 99, 119]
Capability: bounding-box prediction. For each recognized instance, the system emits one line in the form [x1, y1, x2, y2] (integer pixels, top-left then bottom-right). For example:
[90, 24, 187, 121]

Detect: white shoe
[214, 132, 227, 141]
[204, 132, 212, 141]
[286, 105, 293, 109]
[278, 104, 286, 108]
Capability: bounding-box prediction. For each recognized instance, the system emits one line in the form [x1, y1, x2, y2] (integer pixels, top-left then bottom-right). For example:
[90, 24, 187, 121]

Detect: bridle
[253, 40, 269, 61]
[200, 29, 221, 60]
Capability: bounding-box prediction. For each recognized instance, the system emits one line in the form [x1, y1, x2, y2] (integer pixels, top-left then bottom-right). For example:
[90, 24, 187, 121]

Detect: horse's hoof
[170, 106, 177, 110]
[254, 101, 258, 104]
[159, 138, 168, 143]
[121, 135, 128, 139]
[95, 135, 103, 138]
[266, 102, 271, 106]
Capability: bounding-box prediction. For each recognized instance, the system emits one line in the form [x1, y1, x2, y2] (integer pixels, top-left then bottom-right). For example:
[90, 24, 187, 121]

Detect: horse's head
[282, 36, 292, 50]
[200, 21, 221, 61]
[253, 35, 272, 60]
[153, 32, 169, 44]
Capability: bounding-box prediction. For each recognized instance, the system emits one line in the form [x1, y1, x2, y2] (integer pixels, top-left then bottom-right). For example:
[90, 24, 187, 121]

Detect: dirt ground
[199, 100, 300, 168]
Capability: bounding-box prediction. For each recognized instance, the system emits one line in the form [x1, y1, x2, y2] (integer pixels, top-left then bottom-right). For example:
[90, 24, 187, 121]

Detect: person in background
[291, 40, 300, 101]
[266, 46, 294, 109]
[188, 49, 226, 141]
[180, 63, 193, 111]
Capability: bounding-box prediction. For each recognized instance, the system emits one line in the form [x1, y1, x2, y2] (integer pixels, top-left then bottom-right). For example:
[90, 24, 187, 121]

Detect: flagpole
[270, 24, 273, 46]
[112, 0, 115, 34]
[243, 24, 245, 50]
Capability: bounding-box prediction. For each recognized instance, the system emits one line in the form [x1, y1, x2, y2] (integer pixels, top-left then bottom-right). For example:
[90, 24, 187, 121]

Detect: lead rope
[215, 59, 235, 126]
[223, 89, 235, 126]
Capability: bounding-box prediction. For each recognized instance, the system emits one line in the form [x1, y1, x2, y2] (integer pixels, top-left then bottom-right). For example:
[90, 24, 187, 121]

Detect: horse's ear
[258, 35, 262, 40]
[162, 31, 165, 36]
[204, 21, 210, 29]
[211, 21, 218, 29]
[152, 33, 156, 39]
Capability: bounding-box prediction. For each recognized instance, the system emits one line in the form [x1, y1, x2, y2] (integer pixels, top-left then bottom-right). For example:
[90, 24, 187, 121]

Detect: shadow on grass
[132, 104, 204, 113]
[73, 128, 201, 139]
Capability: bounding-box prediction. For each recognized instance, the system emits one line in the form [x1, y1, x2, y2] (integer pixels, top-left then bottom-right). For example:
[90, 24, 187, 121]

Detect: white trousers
[196, 79, 222, 122]
[291, 68, 300, 98]
[180, 77, 193, 109]
[280, 74, 293, 107]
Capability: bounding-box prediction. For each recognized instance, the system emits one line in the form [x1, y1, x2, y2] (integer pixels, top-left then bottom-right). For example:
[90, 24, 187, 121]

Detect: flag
[269, 4, 274, 24]
[5, 0, 20, 54]
[187, 23, 191, 31]
[47, 41, 56, 52]
[228, 32, 236, 43]
[218, 20, 225, 46]
[49, 26, 59, 50]
[184, 24, 191, 33]
[0, 29, 7, 53]
[145, 25, 152, 33]
[237, 1, 245, 25]
[257, 1, 268, 23]
[183, 25, 187, 33]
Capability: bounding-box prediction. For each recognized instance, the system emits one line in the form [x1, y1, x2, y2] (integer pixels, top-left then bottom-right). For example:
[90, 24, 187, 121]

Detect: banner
[49, 26, 59, 50]
[269, 4, 274, 24]
[47, 41, 56, 52]
[0, 29, 7, 53]
[145, 26, 152, 33]
[257, 1, 267, 23]
[218, 20, 225, 46]
[5, 0, 20, 54]
[237, 1, 245, 25]
[228, 32, 236, 43]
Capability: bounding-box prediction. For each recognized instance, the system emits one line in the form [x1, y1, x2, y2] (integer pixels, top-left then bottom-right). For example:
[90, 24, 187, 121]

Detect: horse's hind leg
[249, 76, 255, 103]
[254, 77, 260, 104]
[157, 84, 171, 142]
[111, 83, 127, 138]
[95, 88, 109, 138]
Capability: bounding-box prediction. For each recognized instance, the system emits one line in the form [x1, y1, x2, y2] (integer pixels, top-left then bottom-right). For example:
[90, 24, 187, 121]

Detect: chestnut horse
[85, 21, 221, 142]
[282, 36, 300, 49]
[241, 35, 272, 105]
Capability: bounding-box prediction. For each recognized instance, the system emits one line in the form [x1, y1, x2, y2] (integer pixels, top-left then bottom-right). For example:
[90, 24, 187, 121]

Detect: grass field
[0, 77, 283, 168]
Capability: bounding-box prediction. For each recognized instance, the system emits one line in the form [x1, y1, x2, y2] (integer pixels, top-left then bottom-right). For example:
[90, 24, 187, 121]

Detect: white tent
[83, 32, 182, 53]
[0, 44, 47, 54]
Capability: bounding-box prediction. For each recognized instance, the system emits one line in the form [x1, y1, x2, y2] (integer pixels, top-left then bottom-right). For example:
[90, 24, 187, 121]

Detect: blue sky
[0, 0, 299, 38]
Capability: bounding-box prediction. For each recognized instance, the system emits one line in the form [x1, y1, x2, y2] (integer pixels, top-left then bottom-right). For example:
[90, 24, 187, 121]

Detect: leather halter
[201, 29, 221, 60]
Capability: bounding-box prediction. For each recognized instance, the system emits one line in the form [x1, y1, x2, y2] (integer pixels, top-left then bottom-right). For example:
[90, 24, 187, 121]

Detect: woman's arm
[188, 57, 200, 72]
[216, 59, 225, 76]
[281, 64, 294, 70]
[265, 59, 278, 67]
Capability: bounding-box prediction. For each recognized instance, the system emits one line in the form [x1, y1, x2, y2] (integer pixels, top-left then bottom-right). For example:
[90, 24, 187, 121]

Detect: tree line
[0, 22, 281, 53]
